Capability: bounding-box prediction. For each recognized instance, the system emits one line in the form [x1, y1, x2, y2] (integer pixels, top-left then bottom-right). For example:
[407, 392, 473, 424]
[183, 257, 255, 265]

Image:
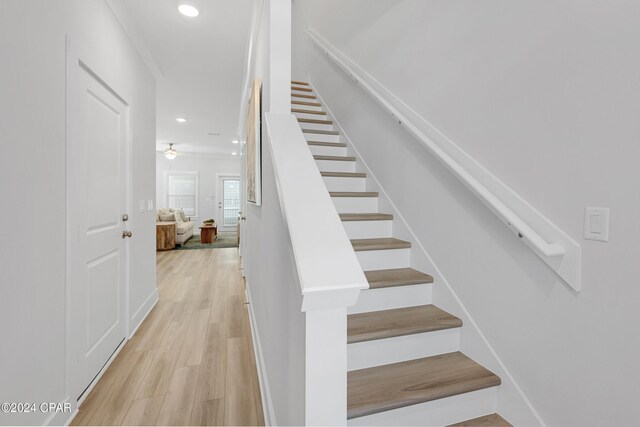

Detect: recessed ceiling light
[178, 4, 199, 17]
[232, 152, 238, 156]
[232, 140, 239, 144]
[176, 117, 187, 123]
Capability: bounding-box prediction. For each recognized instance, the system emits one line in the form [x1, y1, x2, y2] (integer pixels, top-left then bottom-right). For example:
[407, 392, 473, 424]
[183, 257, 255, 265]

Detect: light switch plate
[584, 207, 609, 242]
[147, 200, 154, 211]
[139, 200, 146, 214]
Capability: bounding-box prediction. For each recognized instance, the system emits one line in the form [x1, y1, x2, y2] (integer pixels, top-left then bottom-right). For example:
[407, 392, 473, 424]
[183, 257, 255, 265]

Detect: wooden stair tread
[348, 305, 462, 344]
[307, 141, 346, 147]
[351, 237, 410, 251]
[302, 128, 340, 135]
[340, 213, 392, 221]
[292, 100, 322, 107]
[330, 191, 379, 197]
[291, 80, 309, 86]
[298, 118, 333, 125]
[321, 171, 366, 178]
[364, 267, 434, 289]
[448, 413, 513, 427]
[313, 155, 355, 161]
[292, 108, 326, 115]
[292, 93, 317, 99]
[347, 352, 501, 419]
[291, 85, 312, 92]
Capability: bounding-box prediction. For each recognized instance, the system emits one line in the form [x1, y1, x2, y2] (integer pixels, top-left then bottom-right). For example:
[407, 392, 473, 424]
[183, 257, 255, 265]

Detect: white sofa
[157, 208, 194, 245]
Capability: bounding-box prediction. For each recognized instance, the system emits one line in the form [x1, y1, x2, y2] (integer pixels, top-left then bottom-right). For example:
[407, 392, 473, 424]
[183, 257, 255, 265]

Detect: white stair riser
[323, 176, 366, 192]
[308, 145, 347, 156]
[355, 248, 410, 270]
[342, 220, 392, 239]
[293, 111, 328, 120]
[291, 94, 318, 102]
[348, 283, 432, 314]
[291, 103, 323, 112]
[298, 122, 335, 131]
[347, 387, 498, 427]
[303, 132, 340, 143]
[315, 159, 356, 173]
[348, 328, 460, 371]
[332, 197, 379, 213]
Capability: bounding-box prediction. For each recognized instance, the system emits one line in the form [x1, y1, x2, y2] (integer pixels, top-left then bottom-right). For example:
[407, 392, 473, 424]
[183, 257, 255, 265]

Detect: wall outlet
[584, 207, 609, 242]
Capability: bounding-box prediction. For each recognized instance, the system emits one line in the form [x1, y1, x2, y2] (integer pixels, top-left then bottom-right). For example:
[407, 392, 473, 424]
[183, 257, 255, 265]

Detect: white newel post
[305, 308, 348, 426]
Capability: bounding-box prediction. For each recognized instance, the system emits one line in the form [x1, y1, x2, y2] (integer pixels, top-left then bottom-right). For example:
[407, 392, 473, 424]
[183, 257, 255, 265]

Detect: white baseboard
[129, 289, 159, 338]
[245, 282, 277, 426]
[44, 396, 76, 426]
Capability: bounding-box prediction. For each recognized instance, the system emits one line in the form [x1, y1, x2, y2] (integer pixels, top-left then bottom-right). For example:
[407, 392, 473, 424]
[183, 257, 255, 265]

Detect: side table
[199, 224, 218, 244]
[156, 221, 176, 251]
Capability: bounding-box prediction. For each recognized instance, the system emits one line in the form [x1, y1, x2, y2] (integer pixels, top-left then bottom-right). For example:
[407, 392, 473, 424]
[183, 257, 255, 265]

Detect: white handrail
[307, 28, 582, 290]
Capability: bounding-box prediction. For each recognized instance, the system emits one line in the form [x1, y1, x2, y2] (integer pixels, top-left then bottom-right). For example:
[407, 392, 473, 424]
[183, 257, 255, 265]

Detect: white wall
[241, 0, 307, 424]
[0, 0, 156, 425]
[155, 153, 240, 230]
[293, 1, 640, 426]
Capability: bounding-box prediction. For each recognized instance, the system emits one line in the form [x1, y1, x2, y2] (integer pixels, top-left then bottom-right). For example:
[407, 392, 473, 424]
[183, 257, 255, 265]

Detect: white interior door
[217, 175, 241, 232]
[68, 60, 129, 401]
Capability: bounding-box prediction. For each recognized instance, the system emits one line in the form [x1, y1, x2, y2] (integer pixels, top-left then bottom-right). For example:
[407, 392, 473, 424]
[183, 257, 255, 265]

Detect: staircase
[292, 81, 512, 427]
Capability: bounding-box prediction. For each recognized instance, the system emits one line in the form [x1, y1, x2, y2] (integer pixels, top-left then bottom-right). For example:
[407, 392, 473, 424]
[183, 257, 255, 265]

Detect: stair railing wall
[245, 112, 368, 425]
[306, 28, 582, 292]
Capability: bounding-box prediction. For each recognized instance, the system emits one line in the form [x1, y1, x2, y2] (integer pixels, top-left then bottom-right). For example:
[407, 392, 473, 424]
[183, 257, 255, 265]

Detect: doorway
[67, 53, 131, 403]
[217, 175, 241, 232]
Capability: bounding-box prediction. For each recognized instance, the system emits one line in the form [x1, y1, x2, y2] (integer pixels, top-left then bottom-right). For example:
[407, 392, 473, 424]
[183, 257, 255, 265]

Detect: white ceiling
[119, 0, 255, 156]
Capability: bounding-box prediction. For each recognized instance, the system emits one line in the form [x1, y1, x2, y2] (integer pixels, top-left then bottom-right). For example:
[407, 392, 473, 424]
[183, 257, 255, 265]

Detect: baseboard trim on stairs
[245, 282, 277, 426]
[310, 79, 546, 427]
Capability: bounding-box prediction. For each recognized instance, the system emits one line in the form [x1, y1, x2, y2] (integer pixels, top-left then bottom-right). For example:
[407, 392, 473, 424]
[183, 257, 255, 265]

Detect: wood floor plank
[351, 237, 411, 251]
[155, 365, 199, 425]
[176, 308, 211, 367]
[225, 337, 259, 426]
[365, 267, 434, 289]
[194, 323, 227, 401]
[73, 248, 264, 426]
[347, 352, 501, 419]
[348, 305, 462, 343]
[448, 413, 513, 427]
[121, 397, 164, 426]
[190, 398, 225, 426]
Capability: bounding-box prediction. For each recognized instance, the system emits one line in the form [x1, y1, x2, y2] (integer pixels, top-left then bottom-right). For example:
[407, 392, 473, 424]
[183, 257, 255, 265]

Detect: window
[166, 172, 198, 217]
[222, 179, 240, 226]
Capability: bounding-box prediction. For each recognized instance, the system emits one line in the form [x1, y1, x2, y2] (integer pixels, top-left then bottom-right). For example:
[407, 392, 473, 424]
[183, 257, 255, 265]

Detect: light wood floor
[72, 247, 265, 426]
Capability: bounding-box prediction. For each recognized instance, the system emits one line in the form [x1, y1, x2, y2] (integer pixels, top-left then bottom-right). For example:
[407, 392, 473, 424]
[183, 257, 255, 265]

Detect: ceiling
[119, 0, 255, 156]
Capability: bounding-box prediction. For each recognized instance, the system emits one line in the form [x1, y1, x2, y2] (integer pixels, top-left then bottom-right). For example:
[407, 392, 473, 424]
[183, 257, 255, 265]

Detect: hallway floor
[72, 248, 264, 426]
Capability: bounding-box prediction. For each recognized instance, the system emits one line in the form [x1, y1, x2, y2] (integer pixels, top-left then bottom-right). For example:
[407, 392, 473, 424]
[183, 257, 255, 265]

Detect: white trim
[313, 84, 547, 427]
[245, 283, 277, 426]
[104, 0, 164, 81]
[65, 36, 133, 406]
[44, 396, 76, 426]
[165, 170, 199, 217]
[129, 289, 159, 338]
[216, 173, 241, 231]
[306, 27, 581, 292]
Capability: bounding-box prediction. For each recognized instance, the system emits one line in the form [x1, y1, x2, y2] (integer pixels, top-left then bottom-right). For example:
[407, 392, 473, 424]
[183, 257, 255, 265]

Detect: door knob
[122, 230, 132, 238]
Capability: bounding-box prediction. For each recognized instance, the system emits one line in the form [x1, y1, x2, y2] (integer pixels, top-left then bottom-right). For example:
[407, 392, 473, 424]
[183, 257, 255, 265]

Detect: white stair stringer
[348, 327, 460, 371]
[347, 387, 498, 427]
